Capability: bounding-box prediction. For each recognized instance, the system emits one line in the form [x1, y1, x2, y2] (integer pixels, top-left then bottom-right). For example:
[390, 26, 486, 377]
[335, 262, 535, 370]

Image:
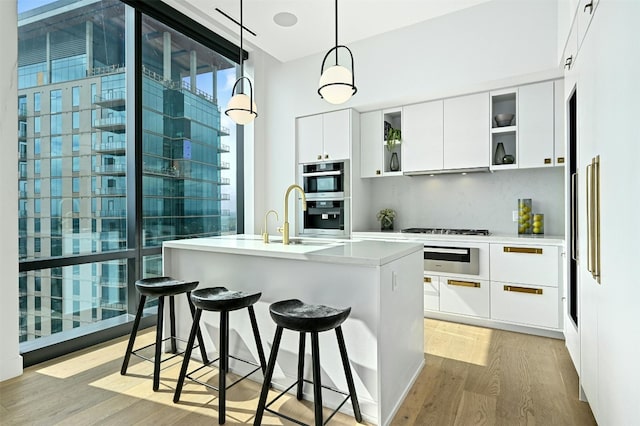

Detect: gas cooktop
[401, 228, 491, 236]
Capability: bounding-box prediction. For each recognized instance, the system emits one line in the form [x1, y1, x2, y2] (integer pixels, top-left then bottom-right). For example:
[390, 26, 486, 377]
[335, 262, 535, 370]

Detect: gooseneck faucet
[262, 209, 278, 243]
[278, 184, 307, 245]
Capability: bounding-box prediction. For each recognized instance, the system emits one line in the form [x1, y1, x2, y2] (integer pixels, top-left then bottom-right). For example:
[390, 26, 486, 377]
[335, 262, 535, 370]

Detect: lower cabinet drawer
[490, 281, 559, 329]
[423, 275, 439, 311]
[439, 277, 489, 318]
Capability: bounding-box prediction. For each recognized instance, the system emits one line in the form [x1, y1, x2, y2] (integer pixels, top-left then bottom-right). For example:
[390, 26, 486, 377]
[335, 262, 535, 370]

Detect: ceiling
[166, 0, 493, 63]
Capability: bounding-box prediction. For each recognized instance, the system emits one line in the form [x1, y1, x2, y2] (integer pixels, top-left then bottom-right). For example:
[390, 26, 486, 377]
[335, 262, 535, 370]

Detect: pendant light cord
[334, 0, 338, 66]
[239, 0, 244, 91]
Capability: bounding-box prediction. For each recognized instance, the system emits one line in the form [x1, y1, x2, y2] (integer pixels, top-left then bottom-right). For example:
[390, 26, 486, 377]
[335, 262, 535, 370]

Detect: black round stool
[254, 299, 362, 426]
[173, 287, 268, 425]
[121, 277, 209, 391]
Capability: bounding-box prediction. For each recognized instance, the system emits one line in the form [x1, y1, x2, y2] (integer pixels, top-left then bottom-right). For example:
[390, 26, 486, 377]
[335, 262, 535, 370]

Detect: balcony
[94, 164, 126, 175]
[93, 139, 126, 153]
[218, 143, 230, 153]
[18, 105, 27, 118]
[95, 209, 127, 217]
[93, 90, 126, 111]
[219, 161, 230, 170]
[93, 116, 126, 132]
[218, 177, 230, 186]
[93, 187, 126, 196]
[18, 128, 27, 140]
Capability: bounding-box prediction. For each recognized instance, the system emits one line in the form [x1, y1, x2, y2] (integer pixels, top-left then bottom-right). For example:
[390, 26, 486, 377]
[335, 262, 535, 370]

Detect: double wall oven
[298, 160, 350, 237]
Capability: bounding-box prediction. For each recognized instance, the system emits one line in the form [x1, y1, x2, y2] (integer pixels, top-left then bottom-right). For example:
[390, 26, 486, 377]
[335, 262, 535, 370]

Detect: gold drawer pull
[423, 277, 432, 283]
[503, 246, 543, 254]
[448, 279, 480, 288]
[544, 158, 552, 164]
[504, 285, 543, 295]
[557, 157, 565, 164]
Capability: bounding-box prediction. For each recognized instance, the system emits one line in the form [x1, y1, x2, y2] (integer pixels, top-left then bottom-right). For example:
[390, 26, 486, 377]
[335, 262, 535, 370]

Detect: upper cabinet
[296, 109, 351, 164]
[490, 88, 518, 169]
[519, 81, 555, 168]
[360, 110, 383, 178]
[403, 100, 444, 173]
[360, 108, 403, 177]
[490, 80, 564, 171]
[443, 93, 490, 170]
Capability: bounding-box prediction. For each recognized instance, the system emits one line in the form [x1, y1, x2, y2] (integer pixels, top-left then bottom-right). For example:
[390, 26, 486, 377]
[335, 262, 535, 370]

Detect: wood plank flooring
[0, 319, 595, 425]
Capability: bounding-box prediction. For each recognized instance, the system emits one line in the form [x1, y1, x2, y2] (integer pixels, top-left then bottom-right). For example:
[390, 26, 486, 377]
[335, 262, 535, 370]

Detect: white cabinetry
[439, 277, 490, 318]
[403, 100, 444, 173]
[519, 81, 555, 169]
[490, 243, 561, 329]
[554, 79, 566, 165]
[360, 110, 383, 177]
[360, 108, 403, 177]
[577, 0, 599, 50]
[296, 109, 350, 163]
[444, 93, 490, 169]
[423, 274, 439, 312]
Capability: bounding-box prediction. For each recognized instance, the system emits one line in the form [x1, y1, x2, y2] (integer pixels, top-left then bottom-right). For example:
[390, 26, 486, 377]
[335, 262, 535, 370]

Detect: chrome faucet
[262, 209, 278, 243]
[278, 184, 307, 245]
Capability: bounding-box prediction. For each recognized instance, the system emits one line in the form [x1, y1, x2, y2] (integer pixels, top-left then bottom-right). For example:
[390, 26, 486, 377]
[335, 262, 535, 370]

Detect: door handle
[503, 246, 543, 254]
[571, 172, 578, 262]
[447, 279, 480, 288]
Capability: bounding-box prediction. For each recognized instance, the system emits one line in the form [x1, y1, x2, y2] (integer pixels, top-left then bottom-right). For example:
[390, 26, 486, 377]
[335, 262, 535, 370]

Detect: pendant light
[318, 0, 357, 105]
[225, 0, 257, 125]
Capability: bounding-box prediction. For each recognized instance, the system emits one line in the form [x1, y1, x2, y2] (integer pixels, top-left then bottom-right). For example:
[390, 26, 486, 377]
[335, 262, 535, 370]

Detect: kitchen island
[162, 235, 424, 425]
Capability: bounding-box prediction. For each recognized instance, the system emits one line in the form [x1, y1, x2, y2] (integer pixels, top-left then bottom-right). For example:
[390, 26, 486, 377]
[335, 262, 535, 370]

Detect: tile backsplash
[360, 167, 565, 236]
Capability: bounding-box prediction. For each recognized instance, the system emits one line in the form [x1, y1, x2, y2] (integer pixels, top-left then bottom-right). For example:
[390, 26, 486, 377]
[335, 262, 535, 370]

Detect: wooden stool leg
[169, 295, 177, 353]
[173, 308, 203, 403]
[297, 332, 306, 400]
[153, 296, 165, 391]
[310, 332, 323, 426]
[253, 326, 283, 426]
[336, 326, 362, 422]
[248, 305, 267, 373]
[187, 291, 209, 364]
[121, 294, 146, 375]
[219, 310, 229, 424]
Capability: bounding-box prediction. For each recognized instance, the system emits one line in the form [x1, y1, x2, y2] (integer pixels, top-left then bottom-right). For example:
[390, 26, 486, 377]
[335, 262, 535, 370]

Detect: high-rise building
[17, 0, 237, 342]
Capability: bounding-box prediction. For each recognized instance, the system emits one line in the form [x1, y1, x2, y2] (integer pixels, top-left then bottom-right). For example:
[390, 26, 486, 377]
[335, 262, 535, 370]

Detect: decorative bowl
[502, 154, 515, 164]
[494, 113, 514, 127]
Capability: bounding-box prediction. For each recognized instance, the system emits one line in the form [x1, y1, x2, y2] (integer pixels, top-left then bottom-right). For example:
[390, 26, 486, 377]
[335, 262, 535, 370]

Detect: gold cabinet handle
[423, 277, 432, 283]
[503, 246, 543, 254]
[376, 170, 381, 175]
[504, 285, 543, 295]
[544, 158, 552, 164]
[448, 279, 480, 288]
[317, 154, 322, 160]
[557, 157, 565, 164]
[586, 163, 593, 274]
[590, 156, 601, 283]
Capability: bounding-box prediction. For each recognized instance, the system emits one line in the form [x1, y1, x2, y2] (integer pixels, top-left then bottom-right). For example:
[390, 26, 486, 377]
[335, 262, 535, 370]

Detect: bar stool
[120, 276, 209, 391]
[173, 287, 268, 425]
[254, 299, 362, 426]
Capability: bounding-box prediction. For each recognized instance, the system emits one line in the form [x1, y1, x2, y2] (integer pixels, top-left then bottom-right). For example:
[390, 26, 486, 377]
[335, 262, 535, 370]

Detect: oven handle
[302, 171, 342, 177]
[423, 246, 469, 255]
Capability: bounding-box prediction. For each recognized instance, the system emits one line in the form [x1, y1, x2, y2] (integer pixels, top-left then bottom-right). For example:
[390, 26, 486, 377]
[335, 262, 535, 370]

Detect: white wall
[256, 0, 560, 234]
[0, 0, 23, 381]
[360, 167, 564, 235]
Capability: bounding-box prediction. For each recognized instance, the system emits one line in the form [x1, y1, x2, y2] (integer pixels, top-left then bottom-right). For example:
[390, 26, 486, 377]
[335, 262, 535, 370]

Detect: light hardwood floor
[0, 319, 595, 425]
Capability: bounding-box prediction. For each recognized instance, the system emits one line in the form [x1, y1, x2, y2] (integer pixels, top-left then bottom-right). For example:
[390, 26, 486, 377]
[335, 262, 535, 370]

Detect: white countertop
[352, 231, 565, 246]
[163, 234, 423, 267]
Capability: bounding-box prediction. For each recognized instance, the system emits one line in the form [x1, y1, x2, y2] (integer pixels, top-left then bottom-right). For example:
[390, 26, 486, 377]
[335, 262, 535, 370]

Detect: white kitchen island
[162, 235, 424, 425]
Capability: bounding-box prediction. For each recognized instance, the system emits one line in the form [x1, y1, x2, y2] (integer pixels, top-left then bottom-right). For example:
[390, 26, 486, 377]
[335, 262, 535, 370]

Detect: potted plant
[386, 127, 401, 151]
[386, 127, 401, 171]
[377, 208, 396, 231]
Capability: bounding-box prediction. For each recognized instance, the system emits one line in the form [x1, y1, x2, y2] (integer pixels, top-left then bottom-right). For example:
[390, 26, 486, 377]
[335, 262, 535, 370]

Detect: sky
[18, 0, 58, 14]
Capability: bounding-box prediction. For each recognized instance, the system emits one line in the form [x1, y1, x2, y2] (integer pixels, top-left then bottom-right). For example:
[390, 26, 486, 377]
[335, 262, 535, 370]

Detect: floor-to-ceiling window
[17, 0, 243, 363]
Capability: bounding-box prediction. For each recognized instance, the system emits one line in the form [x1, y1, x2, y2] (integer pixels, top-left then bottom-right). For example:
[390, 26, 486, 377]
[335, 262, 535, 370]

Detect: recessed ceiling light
[273, 12, 297, 27]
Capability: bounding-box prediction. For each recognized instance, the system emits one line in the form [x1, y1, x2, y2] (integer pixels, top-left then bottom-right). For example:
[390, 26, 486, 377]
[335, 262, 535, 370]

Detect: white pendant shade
[225, 93, 257, 125]
[318, 65, 354, 105]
